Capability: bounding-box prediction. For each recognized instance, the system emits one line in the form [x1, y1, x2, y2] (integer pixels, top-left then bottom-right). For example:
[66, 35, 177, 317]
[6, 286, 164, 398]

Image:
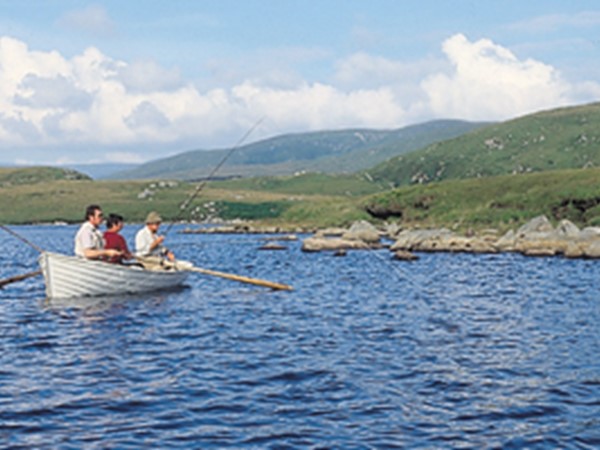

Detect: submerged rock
[258, 243, 287, 251]
[301, 237, 370, 252]
[393, 250, 418, 261]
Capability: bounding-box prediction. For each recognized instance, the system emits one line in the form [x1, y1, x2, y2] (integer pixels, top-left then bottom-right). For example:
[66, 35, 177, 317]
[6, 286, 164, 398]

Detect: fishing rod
[163, 116, 266, 235]
[0, 224, 45, 289]
[0, 224, 44, 253]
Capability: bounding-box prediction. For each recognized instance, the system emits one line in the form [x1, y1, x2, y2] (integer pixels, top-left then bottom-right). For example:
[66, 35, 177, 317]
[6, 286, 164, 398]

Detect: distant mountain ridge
[68, 163, 139, 179]
[367, 102, 600, 186]
[109, 120, 489, 180]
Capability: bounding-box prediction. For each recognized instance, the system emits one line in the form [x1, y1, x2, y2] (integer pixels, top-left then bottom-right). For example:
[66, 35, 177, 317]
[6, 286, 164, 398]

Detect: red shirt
[103, 231, 130, 263]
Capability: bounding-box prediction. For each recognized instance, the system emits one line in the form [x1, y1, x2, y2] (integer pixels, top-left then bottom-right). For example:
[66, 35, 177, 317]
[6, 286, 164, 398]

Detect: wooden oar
[0, 270, 42, 289]
[137, 256, 292, 291]
[185, 266, 292, 291]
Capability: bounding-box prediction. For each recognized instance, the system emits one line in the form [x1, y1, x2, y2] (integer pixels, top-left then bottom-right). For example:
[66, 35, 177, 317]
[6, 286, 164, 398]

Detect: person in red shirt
[103, 214, 133, 264]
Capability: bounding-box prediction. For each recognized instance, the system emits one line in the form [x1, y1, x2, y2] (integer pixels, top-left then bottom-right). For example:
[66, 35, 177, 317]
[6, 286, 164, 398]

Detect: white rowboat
[39, 252, 189, 299]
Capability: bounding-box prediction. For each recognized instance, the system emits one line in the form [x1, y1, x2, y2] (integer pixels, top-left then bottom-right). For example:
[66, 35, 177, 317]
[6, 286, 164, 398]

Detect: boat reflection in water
[42, 288, 185, 317]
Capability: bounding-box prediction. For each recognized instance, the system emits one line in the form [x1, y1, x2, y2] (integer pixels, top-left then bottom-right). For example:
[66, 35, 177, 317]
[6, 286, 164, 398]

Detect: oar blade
[190, 267, 293, 291]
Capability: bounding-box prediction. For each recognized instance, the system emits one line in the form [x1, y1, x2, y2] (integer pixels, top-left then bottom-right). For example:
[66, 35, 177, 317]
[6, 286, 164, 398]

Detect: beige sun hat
[145, 211, 162, 224]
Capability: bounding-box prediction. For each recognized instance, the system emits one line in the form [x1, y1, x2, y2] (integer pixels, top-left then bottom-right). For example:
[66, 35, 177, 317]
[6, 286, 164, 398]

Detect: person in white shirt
[135, 211, 175, 261]
[74, 205, 122, 260]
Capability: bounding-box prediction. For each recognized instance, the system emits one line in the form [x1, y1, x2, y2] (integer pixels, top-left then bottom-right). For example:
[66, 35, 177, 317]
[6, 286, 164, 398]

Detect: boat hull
[39, 252, 189, 299]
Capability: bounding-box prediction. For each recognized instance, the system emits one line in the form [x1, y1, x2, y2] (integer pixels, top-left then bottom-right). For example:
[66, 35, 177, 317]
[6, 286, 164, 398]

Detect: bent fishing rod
[0, 224, 44, 253]
[0, 224, 45, 288]
[163, 116, 266, 236]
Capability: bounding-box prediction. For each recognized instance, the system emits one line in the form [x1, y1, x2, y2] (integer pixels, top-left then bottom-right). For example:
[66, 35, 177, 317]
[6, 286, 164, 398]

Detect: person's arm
[83, 248, 122, 260]
[151, 236, 174, 260]
[78, 226, 121, 260]
[135, 228, 173, 259]
[150, 234, 166, 252]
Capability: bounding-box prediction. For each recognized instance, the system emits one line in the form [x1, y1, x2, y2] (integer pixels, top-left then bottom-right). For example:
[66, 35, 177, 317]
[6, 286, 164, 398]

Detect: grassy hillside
[212, 172, 387, 196]
[367, 102, 600, 187]
[2, 166, 600, 233]
[364, 167, 600, 231]
[110, 120, 486, 180]
[0, 167, 369, 226]
[0, 166, 90, 187]
[0, 178, 178, 224]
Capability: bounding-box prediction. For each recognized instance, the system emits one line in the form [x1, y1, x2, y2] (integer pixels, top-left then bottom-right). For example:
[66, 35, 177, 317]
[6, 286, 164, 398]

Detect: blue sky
[1, 1, 599, 165]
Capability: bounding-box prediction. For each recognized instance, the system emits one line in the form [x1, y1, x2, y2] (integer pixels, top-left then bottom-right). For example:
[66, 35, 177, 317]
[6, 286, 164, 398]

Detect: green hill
[364, 167, 600, 230]
[212, 172, 387, 196]
[110, 120, 487, 180]
[366, 102, 600, 187]
[1, 164, 600, 232]
[3, 103, 600, 232]
[0, 167, 90, 187]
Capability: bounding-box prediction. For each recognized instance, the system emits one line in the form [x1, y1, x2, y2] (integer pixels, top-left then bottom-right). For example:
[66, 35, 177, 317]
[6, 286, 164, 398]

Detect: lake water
[1, 225, 599, 449]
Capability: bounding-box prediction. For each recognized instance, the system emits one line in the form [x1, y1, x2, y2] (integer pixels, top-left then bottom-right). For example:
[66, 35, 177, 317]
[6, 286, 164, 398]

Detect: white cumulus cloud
[421, 33, 573, 120]
[0, 33, 599, 164]
[117, 60, 183, 93]
[231, 81, 405, 130]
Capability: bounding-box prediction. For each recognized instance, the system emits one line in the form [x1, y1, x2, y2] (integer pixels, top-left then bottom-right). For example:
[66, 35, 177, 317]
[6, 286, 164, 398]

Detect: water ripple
[0, 226, 599, 448]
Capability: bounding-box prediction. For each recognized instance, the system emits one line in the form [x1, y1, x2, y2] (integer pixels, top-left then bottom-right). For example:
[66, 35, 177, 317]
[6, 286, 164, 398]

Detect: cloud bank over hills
[0, 32, 598, 165]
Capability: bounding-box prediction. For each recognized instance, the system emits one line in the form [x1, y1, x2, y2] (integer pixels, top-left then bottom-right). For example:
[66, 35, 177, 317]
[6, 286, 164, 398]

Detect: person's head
[106, 213, 124, 231]
[145, 211, 162, 232]
[85, 204, 103, 227]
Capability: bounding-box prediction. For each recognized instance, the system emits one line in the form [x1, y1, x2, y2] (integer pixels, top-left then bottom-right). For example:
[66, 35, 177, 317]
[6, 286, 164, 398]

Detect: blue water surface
[0, 225, 599, 449]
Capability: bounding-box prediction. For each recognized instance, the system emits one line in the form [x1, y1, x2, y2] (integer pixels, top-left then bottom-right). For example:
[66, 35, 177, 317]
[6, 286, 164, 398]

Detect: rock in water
[342, 220, 381, 244]
[258, 243, 287, 251]
[393, 250, 418, 261]
[301, 237, 370, 252]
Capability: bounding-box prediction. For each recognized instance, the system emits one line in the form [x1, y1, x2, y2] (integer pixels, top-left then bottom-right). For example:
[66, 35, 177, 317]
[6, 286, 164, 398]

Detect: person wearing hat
[135, 211, 175, 261]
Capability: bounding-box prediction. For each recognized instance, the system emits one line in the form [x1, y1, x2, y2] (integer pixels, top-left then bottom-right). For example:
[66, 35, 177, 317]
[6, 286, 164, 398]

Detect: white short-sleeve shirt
[74, 221, 104, 257]
[135, 226, 165, 257]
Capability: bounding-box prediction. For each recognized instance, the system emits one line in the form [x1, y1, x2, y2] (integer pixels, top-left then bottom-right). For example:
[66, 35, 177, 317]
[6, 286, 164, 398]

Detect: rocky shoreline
[181, 216, 600, 259]
[303, 216, 600, 259]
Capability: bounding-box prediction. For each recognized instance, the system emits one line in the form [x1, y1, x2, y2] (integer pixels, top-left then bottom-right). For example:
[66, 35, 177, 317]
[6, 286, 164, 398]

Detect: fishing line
[352, 237, 436, 311]
[365, 243, 422, 289]
[164, 116, 266, 236]
[0, 224, 44, 254]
